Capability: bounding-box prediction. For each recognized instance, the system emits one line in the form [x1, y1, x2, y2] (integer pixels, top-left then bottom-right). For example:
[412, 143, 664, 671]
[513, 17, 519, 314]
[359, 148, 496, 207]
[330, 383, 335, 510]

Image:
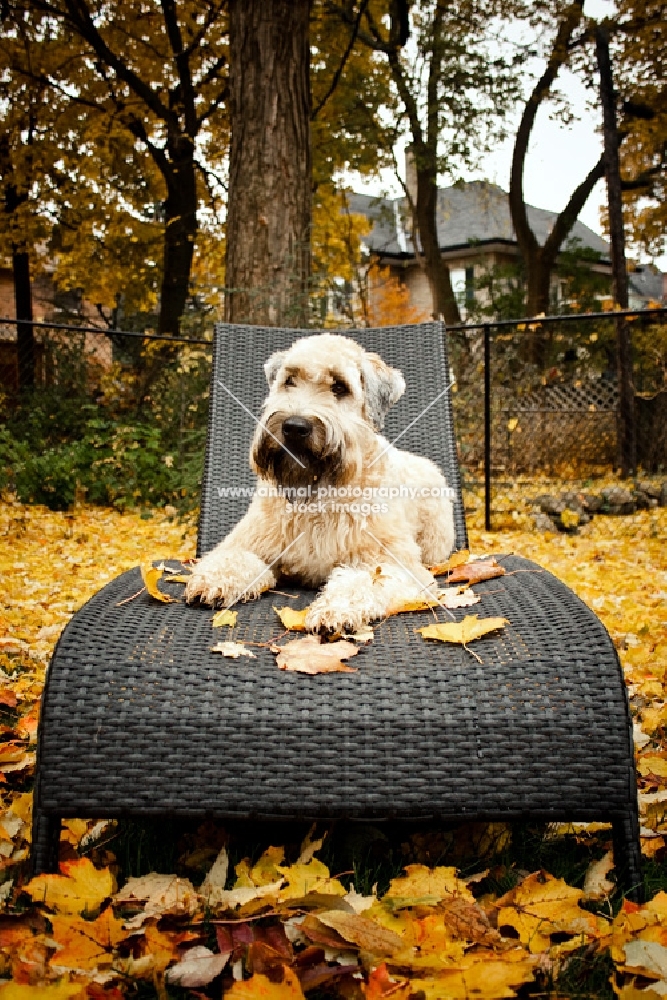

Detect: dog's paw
[304, 596, 369, 634]
[184, 550, 276, 607]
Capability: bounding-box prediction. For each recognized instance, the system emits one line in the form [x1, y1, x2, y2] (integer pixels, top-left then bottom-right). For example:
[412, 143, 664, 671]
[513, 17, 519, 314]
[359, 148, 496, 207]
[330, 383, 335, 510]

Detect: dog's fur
[185, 333, 455, 632]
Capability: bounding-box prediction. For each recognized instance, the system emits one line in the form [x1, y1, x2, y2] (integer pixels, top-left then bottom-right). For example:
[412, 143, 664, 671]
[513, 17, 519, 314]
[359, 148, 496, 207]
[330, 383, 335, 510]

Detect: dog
[185, 333, 455, 632]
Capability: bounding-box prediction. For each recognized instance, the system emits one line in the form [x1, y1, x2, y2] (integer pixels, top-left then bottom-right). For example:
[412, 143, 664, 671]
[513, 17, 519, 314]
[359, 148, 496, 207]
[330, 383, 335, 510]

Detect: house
[348, 180, 664, 319]
[0, 264, 112, 393]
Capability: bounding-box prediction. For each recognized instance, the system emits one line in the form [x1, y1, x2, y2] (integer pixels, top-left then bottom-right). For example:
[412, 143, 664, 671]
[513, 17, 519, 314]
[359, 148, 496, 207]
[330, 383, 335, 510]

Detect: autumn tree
[7, 0, 229, 338]
[614, 0, 667, 259]
[508, 1, 606, 328]
[338, 0, 523, 326]
[0, 12, 67, 388]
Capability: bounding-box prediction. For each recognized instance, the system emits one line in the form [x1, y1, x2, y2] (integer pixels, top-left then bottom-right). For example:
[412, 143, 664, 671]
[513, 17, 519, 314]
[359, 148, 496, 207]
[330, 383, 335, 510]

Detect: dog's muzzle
[251, 411, 344, 488]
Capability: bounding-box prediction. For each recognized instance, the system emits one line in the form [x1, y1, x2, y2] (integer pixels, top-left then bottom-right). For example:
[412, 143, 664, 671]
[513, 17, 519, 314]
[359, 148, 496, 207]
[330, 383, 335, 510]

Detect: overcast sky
[346, 0, 666, 273]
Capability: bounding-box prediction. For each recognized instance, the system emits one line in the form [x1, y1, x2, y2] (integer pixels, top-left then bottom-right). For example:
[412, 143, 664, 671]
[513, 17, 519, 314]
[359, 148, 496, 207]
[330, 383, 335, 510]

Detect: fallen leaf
[384, 865, 473, 909]
[438, 587, 481, 609]
[274, 606, 309, 631]
[429, 550, 471, 576]
[446, 558, 506, 584]
[363, 962, 411, 999]
[225, 968, 306, 999]
[417, 615, 509, 647]
[212, 609, 238, 628]
[349, 627, 375, 643]
[165, 945, 229, 987]
[199, 846, 229, 903]
[140, 564, 177, 603]
[50, 906, 128, 971]
[316, 910, 404, 955]
[113, 872, 199, 928]
[0, 984, 87, 1000]
[273, 636, 359, 674]
[211, 641, 256, 659]
[561, 508, 579, 529]
[582, 850, 615, 900]
[24, 858, 116, 915]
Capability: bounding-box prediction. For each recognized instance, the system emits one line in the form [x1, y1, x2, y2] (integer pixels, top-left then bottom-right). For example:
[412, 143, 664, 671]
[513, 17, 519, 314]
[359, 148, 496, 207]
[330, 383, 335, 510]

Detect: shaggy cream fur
[185, 333, 455, 631]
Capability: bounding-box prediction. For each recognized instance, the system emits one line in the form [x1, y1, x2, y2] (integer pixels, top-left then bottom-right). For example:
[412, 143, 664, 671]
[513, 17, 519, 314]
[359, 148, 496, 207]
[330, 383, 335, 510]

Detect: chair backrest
[197, 322, 468, 557]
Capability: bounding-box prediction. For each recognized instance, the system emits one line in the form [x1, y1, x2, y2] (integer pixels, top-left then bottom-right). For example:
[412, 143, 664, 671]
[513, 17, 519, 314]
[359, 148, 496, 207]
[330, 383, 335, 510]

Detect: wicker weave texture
[197, 322, 468, 557]
[37, 554, 634, 822]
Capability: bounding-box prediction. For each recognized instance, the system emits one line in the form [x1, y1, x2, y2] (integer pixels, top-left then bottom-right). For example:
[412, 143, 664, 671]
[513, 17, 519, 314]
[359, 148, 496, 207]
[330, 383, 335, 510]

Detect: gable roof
[348, 180, 610, 261]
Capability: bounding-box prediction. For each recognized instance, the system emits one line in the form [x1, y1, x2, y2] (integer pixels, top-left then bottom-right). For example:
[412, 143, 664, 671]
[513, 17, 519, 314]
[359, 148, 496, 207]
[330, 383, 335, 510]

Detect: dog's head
[251, 334, 405, 488]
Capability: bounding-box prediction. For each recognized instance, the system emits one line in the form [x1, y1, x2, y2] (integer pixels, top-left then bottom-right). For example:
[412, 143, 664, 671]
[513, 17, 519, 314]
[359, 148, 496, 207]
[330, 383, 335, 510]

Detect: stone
[661, 482, 667, 507]
[532, 512, 555, 533]
[582, 493, 603, 513]
[634, 490, 651, 510]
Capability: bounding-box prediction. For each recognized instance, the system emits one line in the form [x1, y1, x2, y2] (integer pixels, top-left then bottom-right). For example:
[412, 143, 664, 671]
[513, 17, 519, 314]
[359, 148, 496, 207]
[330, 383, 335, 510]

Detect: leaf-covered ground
[0, 487, 665, 1000]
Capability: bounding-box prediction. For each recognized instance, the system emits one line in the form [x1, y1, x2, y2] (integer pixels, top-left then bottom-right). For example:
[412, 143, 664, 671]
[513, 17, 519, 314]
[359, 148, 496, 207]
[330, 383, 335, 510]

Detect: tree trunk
[596, 23, 636, 477]
[4, 171, 36, 391]
[158, 141, 197, 336]
[414, 164, 460, 325]
[226, 0, 311, 327]
[12, 246, 35, 391]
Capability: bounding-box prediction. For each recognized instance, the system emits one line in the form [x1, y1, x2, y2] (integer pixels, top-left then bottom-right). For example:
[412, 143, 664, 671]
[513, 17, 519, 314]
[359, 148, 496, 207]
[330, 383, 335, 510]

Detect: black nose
[282, 416, 313, 440]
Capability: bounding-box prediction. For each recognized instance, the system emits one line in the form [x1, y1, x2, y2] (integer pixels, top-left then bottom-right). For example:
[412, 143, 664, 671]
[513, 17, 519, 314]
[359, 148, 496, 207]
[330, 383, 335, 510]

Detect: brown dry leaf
[428, 549, 471, 576]
[211, 641, 256, 659]
[273, 606, 309, 631]
[316, 910, 404, 956]
[273, 635, 359, 674]
[140, 564, 177, 603]
[417, 615, 509, 647]
[212, 609, 238, 628]
[113, 872, 199, 928]
[446, 557, 506, 585]
[582, 850, 615, 900]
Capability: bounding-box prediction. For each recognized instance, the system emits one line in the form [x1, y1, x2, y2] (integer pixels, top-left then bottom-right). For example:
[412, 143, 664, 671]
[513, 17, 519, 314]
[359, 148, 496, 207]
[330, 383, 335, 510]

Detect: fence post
[484, 324, 492, 532]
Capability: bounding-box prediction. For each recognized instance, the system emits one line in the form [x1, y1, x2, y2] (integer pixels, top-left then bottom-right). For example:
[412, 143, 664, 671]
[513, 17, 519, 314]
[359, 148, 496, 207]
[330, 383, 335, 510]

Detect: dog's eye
[331, 380, 349, 398]
[284, 375, 296, 388]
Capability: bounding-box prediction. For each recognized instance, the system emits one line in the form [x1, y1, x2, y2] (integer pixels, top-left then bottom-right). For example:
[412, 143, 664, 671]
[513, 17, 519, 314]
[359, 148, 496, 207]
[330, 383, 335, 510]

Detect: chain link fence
[0, 310, 666, 519]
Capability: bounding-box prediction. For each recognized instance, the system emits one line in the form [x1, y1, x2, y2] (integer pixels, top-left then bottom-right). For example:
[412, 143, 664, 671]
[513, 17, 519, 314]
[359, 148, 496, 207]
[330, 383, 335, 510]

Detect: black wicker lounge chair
[31, 322, 642, 899]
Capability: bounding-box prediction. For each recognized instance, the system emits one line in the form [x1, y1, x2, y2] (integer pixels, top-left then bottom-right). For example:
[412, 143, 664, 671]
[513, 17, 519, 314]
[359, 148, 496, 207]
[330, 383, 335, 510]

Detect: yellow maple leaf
[384, 865, 473, 909]
[496, 871, 605, 953]
[225, 968, 306, 999]
[0, 984, 86, 1000]
[212, 609, 238, 628]
[277, 858, 346, 900]
[50, 906, 127, 970]
[140, 564, 177, 603]
[24, 858, 116, 915]
[273, 606, 309, 631]
[417, 615, 509, 647]
[416, 950, 537, 999]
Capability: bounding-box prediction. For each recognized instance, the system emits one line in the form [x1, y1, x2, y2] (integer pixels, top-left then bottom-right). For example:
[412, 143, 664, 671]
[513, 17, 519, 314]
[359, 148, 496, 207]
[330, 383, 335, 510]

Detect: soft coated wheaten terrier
[185, 333, 455, 632]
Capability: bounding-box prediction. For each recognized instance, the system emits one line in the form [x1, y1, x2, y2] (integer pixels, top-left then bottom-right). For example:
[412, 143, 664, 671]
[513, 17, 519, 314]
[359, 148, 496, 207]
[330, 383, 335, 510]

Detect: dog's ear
[361, 353, 405, 430]
[264, 350, 287, 387]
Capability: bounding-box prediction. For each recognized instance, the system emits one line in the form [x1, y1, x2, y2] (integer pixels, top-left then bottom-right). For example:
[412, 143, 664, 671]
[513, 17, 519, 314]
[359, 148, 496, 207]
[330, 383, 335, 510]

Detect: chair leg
[612, 812, 644, 904]
[30, 810, 61, 876]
